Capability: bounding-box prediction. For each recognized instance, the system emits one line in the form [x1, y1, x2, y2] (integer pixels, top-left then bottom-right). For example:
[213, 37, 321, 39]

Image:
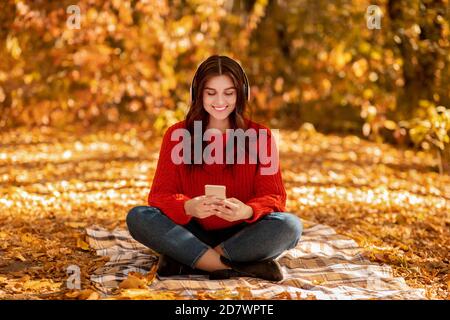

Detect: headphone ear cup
[243, 83, 250, 102]
[240, 67, 250, 102]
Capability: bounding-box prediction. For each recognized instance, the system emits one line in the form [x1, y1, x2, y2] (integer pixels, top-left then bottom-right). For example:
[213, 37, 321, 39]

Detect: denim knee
[221, 212, 303, 262]
[126, 206, 160, 235]
[269, 212, 303, 248]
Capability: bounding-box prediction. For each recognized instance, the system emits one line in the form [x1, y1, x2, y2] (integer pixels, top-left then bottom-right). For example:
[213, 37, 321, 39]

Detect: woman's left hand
[210, 197, 253, 222]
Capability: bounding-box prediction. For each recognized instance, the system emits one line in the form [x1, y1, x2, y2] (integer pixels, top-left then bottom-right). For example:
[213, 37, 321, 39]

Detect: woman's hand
[184, 195, 223, 219]
[211, 197, 253, 222]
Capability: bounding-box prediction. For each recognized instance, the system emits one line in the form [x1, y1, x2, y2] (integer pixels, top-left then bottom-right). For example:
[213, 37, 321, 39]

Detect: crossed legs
[193, 246, 230, 272]
[126, 206, 302, 273]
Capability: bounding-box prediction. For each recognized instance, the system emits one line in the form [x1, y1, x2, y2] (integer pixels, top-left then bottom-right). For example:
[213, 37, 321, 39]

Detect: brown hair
[184, 55, 254, 171]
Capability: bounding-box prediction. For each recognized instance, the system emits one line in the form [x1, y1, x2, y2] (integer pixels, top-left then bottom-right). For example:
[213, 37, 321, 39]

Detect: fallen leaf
[76, 238, 90, 251]
[14, 253, 27, 262]
[196, 289, 237, 300]
[23, 280, 61, 291]
[77, 289, 96, 300]
[65, 290, 81, 299]
[273, 291, 292, 299]
[143, 264, 158, 284]
[118, 289, 179, 300]
[236, 286, 253, 299]
[87, 291, 100, 300]
[119, 274, 147, 289]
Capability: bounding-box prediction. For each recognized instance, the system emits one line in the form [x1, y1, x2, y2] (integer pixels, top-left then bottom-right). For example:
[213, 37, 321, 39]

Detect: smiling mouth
[212, 106, 228, 111]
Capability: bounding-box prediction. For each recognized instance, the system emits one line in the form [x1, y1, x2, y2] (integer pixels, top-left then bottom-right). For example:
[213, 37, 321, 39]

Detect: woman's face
[203, 74, 237, 122]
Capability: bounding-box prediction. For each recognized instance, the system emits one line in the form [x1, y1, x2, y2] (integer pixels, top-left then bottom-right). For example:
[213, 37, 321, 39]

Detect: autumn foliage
[0, 0, 449, 300]
[1, 1, 449, 162]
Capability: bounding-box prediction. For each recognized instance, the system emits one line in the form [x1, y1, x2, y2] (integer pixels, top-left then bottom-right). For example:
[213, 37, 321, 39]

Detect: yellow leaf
[384, 120, 397, 130]
[65, 290, 81, 299]
[119, 274, 147, 289]
[273, 291, 292, 299]
[196, 289, 236, 300]
[236, 286, 253, 299]
[87, 291, 100, 300]
[15, 253, 27, 262]
[118, 289, 179, 300]
[363, 88, 373, 99]
[23, 280, 61, 291]
[77, 289, 96, 300]
[76, 238, 90, 251]
[6, 35, 21, 59]
[20, 233, 34, 243]
[142, 264, 158, 285]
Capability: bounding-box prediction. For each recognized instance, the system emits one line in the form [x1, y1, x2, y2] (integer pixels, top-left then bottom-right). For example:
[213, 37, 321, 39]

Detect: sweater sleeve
[244, 127, 287, 223]
[147, 126, 193, 225]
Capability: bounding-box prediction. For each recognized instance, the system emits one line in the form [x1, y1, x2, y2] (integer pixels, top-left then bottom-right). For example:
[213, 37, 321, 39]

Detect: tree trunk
[387, 0, 446, 121]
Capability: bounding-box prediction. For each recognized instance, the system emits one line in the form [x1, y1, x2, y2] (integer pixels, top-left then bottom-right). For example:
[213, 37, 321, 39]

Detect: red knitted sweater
[147, 118, 287, 230]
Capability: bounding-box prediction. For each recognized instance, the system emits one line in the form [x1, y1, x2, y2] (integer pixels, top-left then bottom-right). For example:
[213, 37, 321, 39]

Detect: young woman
[126, 55, 302, 281]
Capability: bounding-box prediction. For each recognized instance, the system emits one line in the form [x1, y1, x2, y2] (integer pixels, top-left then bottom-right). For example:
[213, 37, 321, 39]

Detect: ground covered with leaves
[0, 124, 448, 300]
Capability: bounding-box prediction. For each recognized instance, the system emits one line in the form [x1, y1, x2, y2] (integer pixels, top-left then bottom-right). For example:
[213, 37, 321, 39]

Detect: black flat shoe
[156, 254, 209, 277]
[208, 268, 250, 280]
[214, 256, 284, 282]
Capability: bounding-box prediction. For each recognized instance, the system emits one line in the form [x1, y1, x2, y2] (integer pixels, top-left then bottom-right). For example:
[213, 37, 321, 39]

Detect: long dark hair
[184, 55, 254, 171]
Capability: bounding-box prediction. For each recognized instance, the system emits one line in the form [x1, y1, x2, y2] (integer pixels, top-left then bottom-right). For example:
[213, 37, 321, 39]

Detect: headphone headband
[189, 57, 250, 104]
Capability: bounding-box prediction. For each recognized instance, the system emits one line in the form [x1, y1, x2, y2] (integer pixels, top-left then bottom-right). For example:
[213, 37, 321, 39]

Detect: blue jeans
[126, 206, 303, 269]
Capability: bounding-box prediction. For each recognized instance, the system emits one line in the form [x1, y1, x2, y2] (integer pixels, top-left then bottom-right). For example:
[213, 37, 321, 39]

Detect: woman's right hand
[184, 195, 223, 219]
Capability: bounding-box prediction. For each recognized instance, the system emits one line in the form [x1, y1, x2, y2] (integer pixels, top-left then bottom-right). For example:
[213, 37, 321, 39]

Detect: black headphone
[189, 57, 251, 105]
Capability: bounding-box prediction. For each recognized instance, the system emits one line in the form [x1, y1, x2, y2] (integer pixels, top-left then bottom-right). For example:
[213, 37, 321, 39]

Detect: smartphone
[204, 184, 226, 200]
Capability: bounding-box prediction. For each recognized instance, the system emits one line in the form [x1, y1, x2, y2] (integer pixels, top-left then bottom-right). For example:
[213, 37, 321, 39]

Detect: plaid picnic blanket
[86, 221, 426, 300]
